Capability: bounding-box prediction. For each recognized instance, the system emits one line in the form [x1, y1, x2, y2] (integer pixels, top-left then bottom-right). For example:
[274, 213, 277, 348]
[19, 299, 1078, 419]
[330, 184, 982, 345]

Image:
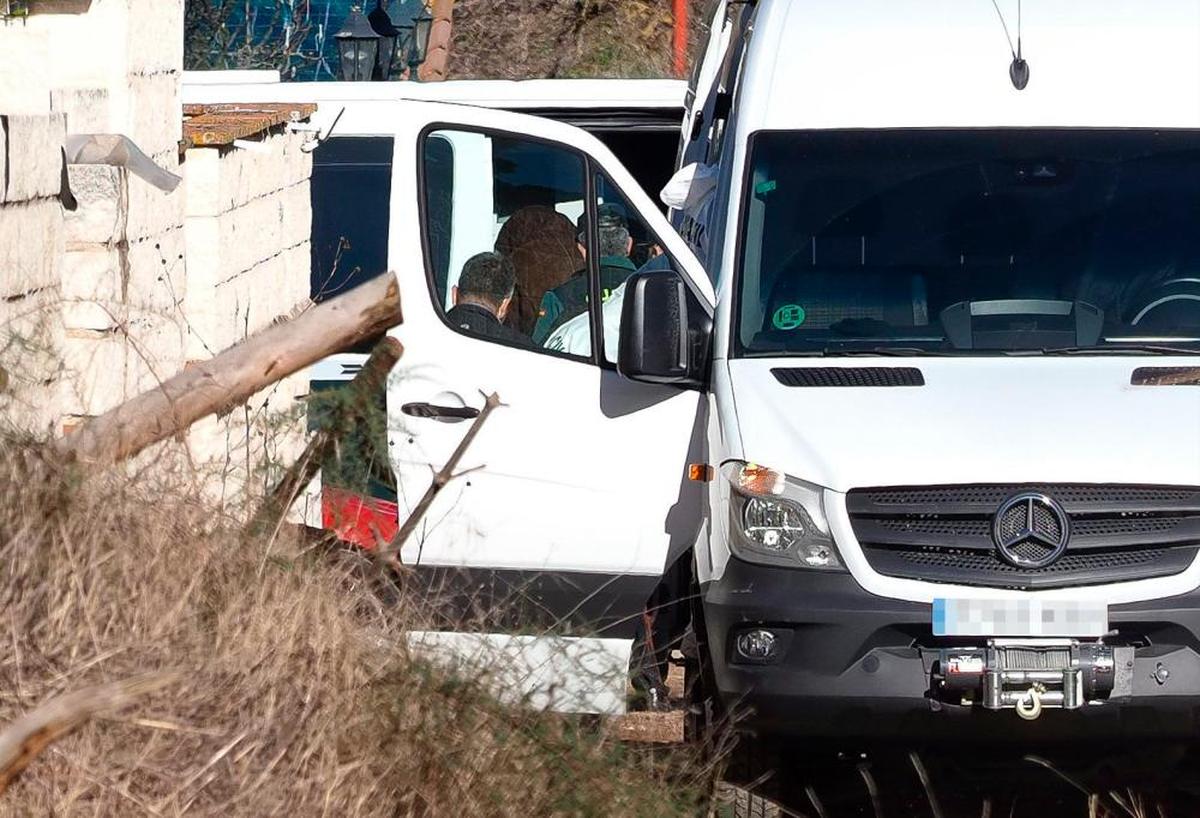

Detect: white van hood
[726, 357, 1200, 492]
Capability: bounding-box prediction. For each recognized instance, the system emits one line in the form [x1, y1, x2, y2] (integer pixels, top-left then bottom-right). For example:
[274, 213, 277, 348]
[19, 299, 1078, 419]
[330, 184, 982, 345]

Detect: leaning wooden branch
[248, 337, 405, 535]
[0, 673, 179, 796]
[381, 391, 504, 566]
[56, 273, 403, 466]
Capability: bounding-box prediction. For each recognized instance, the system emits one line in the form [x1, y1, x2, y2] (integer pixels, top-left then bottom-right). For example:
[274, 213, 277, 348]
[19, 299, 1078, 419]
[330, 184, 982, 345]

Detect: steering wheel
[1126, 277, 1200, 331]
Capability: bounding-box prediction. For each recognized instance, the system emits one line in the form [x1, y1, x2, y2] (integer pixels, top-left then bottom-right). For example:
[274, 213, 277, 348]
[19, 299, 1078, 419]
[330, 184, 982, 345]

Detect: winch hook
[1016, 684, 1045, 721]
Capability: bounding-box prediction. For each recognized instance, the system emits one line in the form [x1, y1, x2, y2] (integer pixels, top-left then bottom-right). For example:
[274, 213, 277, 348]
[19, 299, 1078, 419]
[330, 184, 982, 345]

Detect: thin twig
[248, 336, 404, 552]
[859, 762, 884, 818]
[1024, 755, 1128, 817]
[805, 784, 829, 818]
[910, 752, 945, 818]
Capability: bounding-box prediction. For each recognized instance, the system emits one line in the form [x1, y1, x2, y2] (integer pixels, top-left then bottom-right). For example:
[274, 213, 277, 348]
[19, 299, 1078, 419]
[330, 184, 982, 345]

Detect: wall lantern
[335, 6, 381, 82]
[392, 0, 434, 81]
[367, 0, 403, 81]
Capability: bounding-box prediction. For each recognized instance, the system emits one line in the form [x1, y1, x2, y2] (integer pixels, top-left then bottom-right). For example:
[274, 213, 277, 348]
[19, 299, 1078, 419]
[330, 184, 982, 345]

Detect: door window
[542, 173, 678, 364]
[422, 129, 591, 358]
[311, 136, 394, 303]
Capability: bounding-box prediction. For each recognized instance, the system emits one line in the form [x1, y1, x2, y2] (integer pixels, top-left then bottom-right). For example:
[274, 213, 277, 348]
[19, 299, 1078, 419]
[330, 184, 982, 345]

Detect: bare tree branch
[381, 391, 504, 566]
[0, 673, 180, 796]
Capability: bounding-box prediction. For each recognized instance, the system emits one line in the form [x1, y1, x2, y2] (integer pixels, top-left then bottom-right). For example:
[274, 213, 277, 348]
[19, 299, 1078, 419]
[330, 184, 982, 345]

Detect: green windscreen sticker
[772, 304, 807, 330]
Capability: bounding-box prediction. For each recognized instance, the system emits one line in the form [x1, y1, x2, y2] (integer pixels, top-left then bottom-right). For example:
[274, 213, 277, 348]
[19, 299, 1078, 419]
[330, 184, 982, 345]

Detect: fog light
[735, 629, 779, 662]
[800, 542, 836, 568]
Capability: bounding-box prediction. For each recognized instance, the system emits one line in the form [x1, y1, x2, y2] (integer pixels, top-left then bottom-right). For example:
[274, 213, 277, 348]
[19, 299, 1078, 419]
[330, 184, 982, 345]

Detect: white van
[659, 0, 1200, 741]
[197, 0, 1200, 740]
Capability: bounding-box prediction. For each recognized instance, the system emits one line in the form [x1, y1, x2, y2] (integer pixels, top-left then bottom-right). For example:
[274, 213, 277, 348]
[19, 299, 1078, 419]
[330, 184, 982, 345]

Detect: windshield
[736, 130, 1200, 356]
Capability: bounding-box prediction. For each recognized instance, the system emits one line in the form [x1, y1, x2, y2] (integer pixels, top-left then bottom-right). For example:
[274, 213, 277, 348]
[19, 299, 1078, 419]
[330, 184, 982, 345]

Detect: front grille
[847, 484, 1200, 589]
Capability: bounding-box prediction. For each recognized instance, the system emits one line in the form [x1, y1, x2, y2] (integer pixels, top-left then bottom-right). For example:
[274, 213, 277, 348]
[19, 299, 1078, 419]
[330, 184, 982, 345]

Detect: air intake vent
[1132, 367, 1200, 386]
[772, 367, 925, 388]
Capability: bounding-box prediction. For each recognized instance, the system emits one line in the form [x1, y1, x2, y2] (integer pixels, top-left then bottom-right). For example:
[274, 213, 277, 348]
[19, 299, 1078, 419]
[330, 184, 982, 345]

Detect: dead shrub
[449, 0, 711, 79]
[0, 437, 708, 816]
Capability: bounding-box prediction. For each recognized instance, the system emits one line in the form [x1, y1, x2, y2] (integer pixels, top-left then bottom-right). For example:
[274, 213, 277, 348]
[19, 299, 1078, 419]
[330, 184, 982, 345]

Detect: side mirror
[618, 269, 710, 388]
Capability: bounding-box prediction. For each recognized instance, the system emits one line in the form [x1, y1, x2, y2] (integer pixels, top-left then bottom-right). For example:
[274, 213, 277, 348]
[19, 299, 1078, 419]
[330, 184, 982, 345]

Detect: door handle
[401, 402, 480, 421]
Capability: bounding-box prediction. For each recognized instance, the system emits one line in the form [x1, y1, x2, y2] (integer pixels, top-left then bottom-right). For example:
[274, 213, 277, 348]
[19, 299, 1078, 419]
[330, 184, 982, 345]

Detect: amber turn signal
[733, 463, 786, 496]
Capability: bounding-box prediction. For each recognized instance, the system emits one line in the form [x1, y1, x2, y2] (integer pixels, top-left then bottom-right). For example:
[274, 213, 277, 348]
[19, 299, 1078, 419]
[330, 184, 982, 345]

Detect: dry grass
[0, 437, 709, 816]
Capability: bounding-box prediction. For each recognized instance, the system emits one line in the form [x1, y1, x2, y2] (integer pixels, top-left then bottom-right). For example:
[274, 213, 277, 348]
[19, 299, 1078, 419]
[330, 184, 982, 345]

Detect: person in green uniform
[532, 204, 637, 345]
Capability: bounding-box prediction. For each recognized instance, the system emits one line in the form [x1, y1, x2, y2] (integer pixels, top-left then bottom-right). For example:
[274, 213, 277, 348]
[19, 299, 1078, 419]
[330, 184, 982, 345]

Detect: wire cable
[990, 0, 1017, 58]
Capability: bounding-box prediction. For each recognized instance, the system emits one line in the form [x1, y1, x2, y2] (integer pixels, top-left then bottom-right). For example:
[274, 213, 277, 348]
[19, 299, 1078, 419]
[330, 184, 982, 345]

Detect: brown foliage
[449, 0, 711, 79]
[0, 440, 707, 816]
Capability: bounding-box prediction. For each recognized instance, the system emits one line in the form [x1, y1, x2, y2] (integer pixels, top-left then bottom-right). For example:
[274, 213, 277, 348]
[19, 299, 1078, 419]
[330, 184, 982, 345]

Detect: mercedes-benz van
[202, 0, 1200, 739]
[646, 0, 1200, 739]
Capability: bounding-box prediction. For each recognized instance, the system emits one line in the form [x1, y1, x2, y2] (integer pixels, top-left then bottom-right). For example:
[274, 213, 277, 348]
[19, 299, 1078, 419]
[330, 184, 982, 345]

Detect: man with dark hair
[531, 203, 637, 345]
[446, 252, 532, 347]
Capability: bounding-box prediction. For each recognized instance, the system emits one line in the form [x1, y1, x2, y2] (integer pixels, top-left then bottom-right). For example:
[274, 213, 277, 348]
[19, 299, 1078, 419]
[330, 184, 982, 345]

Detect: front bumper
[703, 557, 1200, 741]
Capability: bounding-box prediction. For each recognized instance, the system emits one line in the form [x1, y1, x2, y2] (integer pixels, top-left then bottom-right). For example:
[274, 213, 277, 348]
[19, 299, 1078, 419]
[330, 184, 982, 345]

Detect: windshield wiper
[820, 346, 955, 357]
[1022, 344, 1200, 356]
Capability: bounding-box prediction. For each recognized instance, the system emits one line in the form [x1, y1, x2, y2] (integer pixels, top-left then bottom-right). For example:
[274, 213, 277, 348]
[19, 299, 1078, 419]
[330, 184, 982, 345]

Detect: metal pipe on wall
[672, 0, 689, 78]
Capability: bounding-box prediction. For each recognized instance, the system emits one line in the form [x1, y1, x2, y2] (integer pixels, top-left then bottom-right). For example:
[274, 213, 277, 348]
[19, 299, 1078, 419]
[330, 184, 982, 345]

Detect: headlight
[722, 462, 844, 570]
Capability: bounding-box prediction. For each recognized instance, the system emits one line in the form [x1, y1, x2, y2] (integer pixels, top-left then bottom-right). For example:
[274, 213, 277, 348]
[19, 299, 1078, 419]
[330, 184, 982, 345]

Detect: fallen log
[56, 273, 402, 466]
[0, 673, 180, 796]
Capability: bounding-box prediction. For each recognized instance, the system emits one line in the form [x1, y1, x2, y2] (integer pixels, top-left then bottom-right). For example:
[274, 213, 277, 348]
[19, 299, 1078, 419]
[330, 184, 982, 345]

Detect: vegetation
[450, 0, 710, 79]
[182, 0, 711, 80]
[184, 0, 333, 79]
[0, 438, 712, 816]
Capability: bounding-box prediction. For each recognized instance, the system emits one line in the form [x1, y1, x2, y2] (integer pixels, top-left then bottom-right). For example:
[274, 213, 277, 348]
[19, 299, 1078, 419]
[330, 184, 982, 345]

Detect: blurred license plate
[933, 598, 1107, 637]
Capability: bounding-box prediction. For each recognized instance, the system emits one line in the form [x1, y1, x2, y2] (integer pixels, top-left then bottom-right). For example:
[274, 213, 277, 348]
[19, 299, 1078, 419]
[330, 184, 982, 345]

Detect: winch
[931, 639, 1133, 720]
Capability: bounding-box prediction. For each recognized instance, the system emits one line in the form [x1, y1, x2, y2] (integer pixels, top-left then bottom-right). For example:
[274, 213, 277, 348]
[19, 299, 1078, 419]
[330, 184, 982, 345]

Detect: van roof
[182, 75, 687, 112]
[739, 0, 1200, 132]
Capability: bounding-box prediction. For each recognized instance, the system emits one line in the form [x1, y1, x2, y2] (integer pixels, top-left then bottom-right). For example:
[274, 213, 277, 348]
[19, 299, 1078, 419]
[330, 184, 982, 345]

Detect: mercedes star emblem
[992, 492, 1071, 569]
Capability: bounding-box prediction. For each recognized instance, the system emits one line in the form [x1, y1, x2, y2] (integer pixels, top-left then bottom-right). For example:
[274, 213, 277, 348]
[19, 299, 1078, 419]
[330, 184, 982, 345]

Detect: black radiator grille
[847, 484, 1200, 589]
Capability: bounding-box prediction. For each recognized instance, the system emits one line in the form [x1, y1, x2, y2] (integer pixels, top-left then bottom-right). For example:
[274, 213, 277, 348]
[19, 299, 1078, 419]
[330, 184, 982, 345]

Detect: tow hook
[1015, 683, 1046, 721]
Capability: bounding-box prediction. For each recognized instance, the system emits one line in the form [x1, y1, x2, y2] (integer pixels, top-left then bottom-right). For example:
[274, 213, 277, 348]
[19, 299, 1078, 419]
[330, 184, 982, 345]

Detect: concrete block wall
[51, 0, 189, 422]
[58, 162, 187, 420]
[0, 0, 190, 425]
[183, 128, 314, 501]
[0, 113, 67, 435]
[1, 1, 314, 512]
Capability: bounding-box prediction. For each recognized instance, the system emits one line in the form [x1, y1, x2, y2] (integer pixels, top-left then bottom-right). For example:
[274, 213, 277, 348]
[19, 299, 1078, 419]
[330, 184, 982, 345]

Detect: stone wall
[0, 2, 315, 509]
[0, 113, 67, 434]
[0, 0, 188, 429]
[183, 129, 314, 503]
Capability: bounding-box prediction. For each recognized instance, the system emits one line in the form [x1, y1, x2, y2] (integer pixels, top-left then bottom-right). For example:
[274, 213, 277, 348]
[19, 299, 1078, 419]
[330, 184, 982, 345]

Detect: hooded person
[493, 206, 582, 337]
